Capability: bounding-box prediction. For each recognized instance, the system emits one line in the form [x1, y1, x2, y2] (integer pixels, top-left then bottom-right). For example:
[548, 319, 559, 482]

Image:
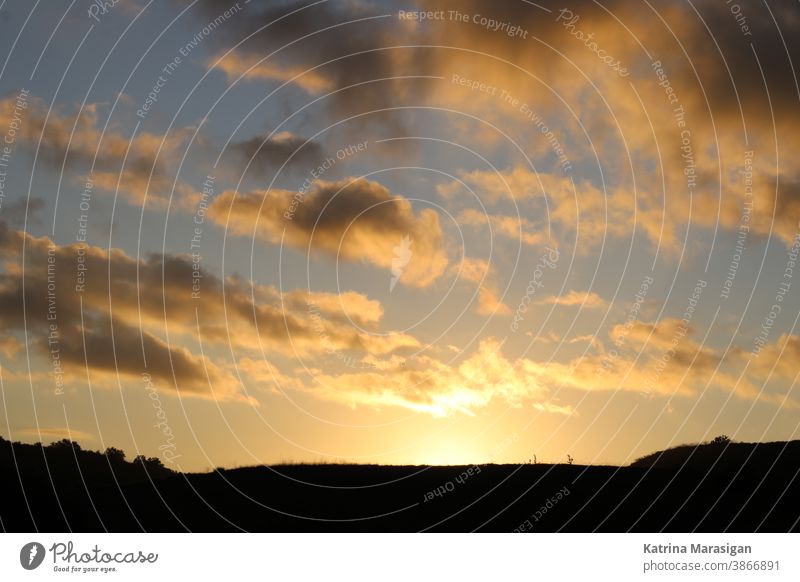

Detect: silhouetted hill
[2, 435, 799, 532]
[631, 438, 800, 473]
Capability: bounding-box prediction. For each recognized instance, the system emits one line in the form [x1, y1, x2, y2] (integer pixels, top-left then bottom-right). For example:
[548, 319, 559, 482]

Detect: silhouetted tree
[134, 455, 164, 470]
[711, 435, 731, 445]
[48, 439, 82, 451]
[567, 454, 574, 465]
[104, 447, 126, 462]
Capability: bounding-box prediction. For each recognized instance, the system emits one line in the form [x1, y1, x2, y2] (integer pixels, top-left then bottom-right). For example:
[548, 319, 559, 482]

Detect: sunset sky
[1, 0, 799, 471]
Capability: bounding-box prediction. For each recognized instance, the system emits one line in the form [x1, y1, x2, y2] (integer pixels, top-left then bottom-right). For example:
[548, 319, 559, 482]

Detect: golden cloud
[208, 178, 449, 288]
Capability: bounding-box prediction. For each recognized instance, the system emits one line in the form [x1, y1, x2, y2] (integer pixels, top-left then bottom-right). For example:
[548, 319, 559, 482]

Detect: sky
[0, 0, 799, 471]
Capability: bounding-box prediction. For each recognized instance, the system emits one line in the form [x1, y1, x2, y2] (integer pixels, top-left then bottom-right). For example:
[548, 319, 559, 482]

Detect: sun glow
[417, 438, 483, 466]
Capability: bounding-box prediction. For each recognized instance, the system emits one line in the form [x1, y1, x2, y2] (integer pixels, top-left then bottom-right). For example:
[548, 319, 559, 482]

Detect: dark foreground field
[2, 436, 799, 532]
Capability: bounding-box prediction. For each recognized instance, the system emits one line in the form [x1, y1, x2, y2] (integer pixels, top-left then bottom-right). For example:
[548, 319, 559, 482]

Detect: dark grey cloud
[230, 131, 324, 178]
[0, 197, 45, 227]
[188, 0, 435, 138]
